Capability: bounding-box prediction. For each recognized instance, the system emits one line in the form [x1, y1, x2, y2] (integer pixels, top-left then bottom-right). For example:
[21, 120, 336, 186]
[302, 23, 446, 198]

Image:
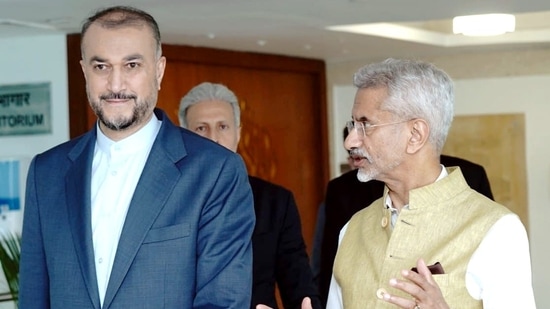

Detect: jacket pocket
[143, 223, 191, 243]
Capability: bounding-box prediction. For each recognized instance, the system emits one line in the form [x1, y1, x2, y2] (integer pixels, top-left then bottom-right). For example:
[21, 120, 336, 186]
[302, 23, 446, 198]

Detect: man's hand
[300, 297, 313, 309]
[382, 258, 450, 309]
[256, 297, 313, 309]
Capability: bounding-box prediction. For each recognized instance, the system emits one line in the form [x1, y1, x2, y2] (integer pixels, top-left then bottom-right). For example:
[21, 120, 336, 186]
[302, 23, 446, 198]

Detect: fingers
[415, 258, 437, 284]
[397, 259, 435, 292]
[382, 291, 417, 309]
[389, 272, 424, 299]
[383, 276, 425, 309]
[257, 297, 312, 309]
[402, 268, 430, 290]
[301, 297, 313, 309]
[383, 258, 449, 309]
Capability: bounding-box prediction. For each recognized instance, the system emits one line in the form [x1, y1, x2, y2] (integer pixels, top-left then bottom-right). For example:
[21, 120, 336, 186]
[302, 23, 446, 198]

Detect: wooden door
[158, 45, 329, 249]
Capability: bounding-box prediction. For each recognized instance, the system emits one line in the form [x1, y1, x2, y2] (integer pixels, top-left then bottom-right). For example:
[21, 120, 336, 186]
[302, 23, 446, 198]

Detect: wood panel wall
[66, 34, 329, 254]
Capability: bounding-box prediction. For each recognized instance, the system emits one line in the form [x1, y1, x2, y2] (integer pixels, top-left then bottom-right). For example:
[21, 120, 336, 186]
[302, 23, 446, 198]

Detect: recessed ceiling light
[453, 13, 515, 36]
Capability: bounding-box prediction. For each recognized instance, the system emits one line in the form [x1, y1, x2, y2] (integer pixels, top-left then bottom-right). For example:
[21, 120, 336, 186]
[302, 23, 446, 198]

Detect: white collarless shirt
[91, 115, 161, 306]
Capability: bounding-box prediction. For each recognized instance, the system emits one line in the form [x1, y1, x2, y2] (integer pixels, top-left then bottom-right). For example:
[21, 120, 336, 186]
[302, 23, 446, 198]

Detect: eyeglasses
[345, 119, 410, 137]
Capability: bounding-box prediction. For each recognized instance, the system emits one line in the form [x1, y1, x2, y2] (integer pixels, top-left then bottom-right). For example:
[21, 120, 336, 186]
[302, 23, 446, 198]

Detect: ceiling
[2, 0, 550, 62]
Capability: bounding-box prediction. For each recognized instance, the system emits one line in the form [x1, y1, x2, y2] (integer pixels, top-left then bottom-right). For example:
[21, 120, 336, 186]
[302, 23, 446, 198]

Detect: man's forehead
[81, 24, 155, 57]
[83, 22, 149, 39]
[354, 86, 388, 108]
[352, 93, 378, 113]
[189, 101, 233, 116]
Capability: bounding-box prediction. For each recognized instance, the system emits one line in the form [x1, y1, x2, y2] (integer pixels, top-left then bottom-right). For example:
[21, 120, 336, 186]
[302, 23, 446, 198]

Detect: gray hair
[179, 82, 241, 128]
[353, 58, 454, 153]
[81, 5, 162, 58]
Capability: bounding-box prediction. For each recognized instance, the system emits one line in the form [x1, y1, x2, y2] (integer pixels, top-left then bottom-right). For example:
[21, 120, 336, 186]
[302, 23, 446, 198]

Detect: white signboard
[0, 82, 51, 136]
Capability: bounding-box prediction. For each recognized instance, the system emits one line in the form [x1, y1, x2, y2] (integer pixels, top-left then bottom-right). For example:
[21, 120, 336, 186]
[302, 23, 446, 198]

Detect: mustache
[349, 148, 367, 158]
[100, 92, 137, 100]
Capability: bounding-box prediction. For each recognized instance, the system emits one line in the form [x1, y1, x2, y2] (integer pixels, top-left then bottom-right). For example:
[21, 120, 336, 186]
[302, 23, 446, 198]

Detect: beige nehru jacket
[333, 167, 510, 309]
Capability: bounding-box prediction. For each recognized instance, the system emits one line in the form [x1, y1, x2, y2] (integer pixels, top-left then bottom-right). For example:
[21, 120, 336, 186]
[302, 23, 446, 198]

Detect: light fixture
[453, 14, 515, 36]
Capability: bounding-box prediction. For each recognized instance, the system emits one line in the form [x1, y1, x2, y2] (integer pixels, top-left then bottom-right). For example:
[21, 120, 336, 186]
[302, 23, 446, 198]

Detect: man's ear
[156, 56, 167, 90]
[80, 59, 87, 81]
[237, 125, 242, 145]
[406, 119, 429, 154]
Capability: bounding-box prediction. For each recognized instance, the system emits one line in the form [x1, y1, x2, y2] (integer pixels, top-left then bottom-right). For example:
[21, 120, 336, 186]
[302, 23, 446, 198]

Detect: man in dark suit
[317, 153, 494, 305]
[19, 6, 255, 309]
[179, 82, 321, 309]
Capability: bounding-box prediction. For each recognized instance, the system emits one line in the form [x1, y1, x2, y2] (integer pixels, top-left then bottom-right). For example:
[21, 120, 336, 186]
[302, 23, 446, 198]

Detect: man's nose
[107, 68, 125, 93]
[206, 131, 219, 143]
[344, 127, 362, 151]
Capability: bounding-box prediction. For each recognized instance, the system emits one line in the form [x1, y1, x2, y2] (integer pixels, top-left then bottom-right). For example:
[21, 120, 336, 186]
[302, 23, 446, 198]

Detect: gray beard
[356, 169, 373, 182]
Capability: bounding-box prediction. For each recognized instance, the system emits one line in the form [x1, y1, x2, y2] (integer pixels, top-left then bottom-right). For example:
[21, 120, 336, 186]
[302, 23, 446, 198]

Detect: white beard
[356, 168, 374, 182]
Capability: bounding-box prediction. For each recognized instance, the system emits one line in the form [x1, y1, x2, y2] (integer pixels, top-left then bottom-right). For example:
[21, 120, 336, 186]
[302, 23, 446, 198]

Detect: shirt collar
[385, 164, 448, 211]
[95, 114, 162, 156]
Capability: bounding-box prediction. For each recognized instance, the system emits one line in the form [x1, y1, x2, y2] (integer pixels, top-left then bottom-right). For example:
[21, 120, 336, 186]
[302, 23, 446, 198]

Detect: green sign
[0, 82, 52, 136]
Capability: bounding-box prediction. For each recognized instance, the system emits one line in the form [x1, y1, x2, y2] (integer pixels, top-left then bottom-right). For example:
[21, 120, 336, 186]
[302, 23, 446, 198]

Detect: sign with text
[0, 82, 51, 136]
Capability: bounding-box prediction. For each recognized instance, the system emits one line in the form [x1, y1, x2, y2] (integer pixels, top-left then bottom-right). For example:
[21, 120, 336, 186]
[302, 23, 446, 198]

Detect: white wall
[327, 49, 550, 308]
[0, 33, 69, 309]
[331, 86, 356, 172]
[454, 75, 550, 307]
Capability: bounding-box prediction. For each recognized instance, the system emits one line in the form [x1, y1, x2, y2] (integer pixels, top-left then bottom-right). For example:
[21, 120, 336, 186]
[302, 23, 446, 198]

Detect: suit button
[381, 216, 388, 228]
[376, 287, 387, 299]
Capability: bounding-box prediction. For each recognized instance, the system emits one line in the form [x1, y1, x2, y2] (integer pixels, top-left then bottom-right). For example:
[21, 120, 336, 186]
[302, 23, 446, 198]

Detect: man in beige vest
[326, 58, 536, 309]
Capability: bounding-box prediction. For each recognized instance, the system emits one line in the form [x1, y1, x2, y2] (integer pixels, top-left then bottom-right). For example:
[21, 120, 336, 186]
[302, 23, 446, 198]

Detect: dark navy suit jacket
[19, 109, 255, 309]
[317, 155, 494, 305]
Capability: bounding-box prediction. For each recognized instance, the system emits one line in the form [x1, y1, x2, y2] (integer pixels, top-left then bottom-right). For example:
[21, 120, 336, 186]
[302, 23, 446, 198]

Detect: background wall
[327, 48, 550, 308]
[0, 33, 69, 309]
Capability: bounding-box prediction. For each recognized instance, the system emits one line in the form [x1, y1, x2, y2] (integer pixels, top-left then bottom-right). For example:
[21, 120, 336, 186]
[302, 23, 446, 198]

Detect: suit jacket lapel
[102, 110, 187, 308]
[66, 130, 102, 309]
